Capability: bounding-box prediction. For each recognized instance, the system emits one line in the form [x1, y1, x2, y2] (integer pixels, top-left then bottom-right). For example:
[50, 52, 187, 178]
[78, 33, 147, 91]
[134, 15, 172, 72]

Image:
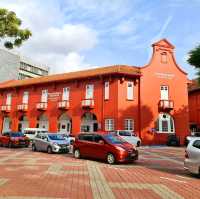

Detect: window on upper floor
[41, 90, 48, 102]
[86, 84, 94, 99]
[62, 87, 70, 101]
[104, 81, 109, 100]
[22, 91, 29, 104]
[160, 85, 169, 100]
[161, 52, 167, 63]
[6, 93, 12, 105]
[127, 82, 134, 100]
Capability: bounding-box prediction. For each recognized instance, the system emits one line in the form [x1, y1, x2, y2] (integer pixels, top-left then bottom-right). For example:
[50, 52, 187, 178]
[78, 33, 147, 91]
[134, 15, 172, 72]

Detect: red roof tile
[0, 65, 141, 89]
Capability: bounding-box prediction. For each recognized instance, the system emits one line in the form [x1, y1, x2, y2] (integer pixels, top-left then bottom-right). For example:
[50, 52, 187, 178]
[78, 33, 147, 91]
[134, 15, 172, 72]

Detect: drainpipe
[138, 77, 141, 138]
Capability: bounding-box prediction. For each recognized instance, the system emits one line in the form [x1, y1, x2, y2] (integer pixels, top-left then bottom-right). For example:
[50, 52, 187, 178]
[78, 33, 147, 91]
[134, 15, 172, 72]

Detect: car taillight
[185, 150, 189, 158]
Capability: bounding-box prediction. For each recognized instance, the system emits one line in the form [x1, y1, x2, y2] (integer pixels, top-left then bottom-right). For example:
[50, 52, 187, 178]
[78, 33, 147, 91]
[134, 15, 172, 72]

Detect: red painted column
[138, 77, 141, 138]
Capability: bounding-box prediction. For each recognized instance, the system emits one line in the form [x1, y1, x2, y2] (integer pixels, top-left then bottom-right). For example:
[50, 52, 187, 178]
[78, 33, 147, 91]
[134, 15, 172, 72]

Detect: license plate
[20, 142, 25, 144]
[131, 153, 135, 157]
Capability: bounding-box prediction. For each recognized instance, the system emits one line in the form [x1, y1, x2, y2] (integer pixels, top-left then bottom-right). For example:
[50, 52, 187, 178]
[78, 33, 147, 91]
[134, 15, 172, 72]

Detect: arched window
[156, 113, 175, 133]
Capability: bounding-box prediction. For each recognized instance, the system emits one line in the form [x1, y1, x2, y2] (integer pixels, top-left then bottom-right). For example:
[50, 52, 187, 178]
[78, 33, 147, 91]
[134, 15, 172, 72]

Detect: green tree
[187, 44, 200, 83]
[0, 8, 31, 49]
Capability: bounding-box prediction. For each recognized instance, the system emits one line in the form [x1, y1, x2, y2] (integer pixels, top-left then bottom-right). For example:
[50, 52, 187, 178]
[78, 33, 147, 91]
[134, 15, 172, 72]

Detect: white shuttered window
[41, 90, 48, 102]
[104, 82, 109, 100]
[127, 82, 134, 100]
[62, 87, 69, 101]
[22, 91, 29, 104]
[6, 93, 12, 105]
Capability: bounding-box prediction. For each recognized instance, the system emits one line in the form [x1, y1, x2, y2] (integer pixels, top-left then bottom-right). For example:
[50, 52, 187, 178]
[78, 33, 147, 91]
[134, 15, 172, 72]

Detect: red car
[0, 132, 30, 148]
[73, 132, 138, 164]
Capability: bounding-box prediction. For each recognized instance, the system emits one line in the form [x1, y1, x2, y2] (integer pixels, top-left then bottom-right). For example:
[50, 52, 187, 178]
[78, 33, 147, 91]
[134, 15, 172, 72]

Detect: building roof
[188, 79, 200, 93]
[0, 65, 141, 89]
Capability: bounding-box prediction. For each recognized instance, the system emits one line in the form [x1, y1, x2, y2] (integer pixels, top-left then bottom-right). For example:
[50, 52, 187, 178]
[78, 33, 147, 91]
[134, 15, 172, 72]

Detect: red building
[0, 39, 189, 145]
[188, 80, 200, 132]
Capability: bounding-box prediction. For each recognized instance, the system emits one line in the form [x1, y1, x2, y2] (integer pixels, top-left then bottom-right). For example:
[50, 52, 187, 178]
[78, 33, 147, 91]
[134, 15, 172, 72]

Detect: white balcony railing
[17, 104, 28, 111]
[58, 101, 70, 109]
[36, 102, 47, 110]
[159, 100, 174, 110]
[81, 99, 94, 108]
[1, 105, 11, 112]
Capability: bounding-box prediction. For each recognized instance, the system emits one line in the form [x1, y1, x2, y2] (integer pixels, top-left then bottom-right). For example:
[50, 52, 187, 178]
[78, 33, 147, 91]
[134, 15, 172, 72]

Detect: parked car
[185, 132, 200, 146]
[23, 128, 48, 141]
[32, 133, 69, 153]
[0, 132, 30, 148]
[166, 134, 180, 146]
[73, 132, 138, 164]
[111, 130, 141, 147]
[184, 138, 200, 175]
[57, 132, 75, 145]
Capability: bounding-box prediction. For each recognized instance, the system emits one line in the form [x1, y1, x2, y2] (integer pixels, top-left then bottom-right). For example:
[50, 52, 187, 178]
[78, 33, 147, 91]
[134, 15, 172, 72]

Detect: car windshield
[104, 134, 126, 144]
[48, 134, 65, 140]
[118, 131, 132, 136]
[10, 132, 24, 137]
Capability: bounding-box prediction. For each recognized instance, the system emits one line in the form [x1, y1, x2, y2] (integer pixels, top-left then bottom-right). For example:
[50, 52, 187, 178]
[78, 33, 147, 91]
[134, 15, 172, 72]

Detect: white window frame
[124, 119, 134, 131]
[156, 113, 175, 133]
[127, 82, 134, 100]
[86, 84, 94, 99]
[105, 119, 114, 131]
[41, 90, 48, 103]
[6, 93, 12, 105]
[22, 91, 29, 104]
[62, 87, 70, 101]
[160, 85, 169, 100]
[104, 81, 109, 100]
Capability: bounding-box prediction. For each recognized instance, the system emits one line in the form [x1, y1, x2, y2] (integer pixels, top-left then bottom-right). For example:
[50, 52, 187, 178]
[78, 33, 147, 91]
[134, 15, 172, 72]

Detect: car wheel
[0, 141, 2, 147]
[107, 153, 115, 164]
[74, 149, 81, 159]
[70, 140, 74, 145]
[8, 142, 12, 148]
[47, 146, 52, 154]
[32, 144, 37, 152]
[137, 141, 140, 147]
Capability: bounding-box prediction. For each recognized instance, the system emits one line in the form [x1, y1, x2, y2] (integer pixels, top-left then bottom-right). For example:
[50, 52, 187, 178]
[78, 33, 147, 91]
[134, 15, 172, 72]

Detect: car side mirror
[99, 140, 104, 145]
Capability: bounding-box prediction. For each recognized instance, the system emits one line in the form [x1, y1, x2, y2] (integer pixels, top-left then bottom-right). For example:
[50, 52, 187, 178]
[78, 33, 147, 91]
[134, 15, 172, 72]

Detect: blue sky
[0, 0, 199, 78]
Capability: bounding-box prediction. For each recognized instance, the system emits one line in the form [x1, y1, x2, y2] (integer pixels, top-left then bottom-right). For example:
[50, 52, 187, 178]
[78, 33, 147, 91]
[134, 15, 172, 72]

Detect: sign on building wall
[48, 92, 61, 102]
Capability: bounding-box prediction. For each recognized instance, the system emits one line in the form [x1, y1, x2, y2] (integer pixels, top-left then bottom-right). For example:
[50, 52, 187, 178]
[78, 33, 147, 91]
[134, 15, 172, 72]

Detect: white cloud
[0, 0, 98, 74]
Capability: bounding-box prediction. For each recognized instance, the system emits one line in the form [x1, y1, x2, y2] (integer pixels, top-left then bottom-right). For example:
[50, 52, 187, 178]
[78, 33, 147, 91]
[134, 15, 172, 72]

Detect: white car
[23, 128, 48, 140]
[112, 130, 141, 147]
[184, 138, 200, 175]
[57, 132, 75, 145]
[185, 132, 200, 145]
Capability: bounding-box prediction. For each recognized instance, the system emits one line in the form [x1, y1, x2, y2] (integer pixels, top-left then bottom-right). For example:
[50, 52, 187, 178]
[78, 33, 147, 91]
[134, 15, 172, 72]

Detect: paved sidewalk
[0, 146, 199, 199]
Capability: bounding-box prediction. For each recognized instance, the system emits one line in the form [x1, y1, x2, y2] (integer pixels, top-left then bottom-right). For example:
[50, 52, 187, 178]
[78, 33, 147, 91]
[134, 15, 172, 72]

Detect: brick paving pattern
[0, 146, 199, 199]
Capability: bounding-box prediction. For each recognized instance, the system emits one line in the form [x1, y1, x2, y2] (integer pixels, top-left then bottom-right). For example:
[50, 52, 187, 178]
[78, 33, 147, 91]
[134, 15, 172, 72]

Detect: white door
[41, 90, 48, 102]
[86, 84, 94, 99]
[62, 87, 69, 101]
[6, 93, 12, 105]
[23, 91, 29, 104]
[160, 86, 169, 100]
[2, 117, 11, 132]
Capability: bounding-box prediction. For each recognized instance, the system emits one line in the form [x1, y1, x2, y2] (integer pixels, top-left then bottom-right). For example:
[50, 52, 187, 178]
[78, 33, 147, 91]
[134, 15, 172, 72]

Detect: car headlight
[52, 143, 60, 147]
[115, 146, 126, 152]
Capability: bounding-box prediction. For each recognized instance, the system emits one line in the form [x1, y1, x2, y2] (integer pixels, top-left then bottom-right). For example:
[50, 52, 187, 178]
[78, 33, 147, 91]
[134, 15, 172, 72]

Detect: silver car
[184, 138, 200, 175]
[32, 133, 69, 153]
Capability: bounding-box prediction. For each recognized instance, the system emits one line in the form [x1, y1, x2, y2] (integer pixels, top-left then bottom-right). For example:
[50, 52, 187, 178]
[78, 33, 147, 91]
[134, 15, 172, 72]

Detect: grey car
[184, 138, 200, 175]
[32, 133, 69, 153]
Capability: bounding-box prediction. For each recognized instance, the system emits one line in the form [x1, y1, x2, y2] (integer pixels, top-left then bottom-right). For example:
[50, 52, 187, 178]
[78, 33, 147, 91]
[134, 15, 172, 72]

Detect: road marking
[87, 161, 116, 199]
[160, 177, 187, 183]
[109, 182, 184, 199]
[0, 178, 8, 187]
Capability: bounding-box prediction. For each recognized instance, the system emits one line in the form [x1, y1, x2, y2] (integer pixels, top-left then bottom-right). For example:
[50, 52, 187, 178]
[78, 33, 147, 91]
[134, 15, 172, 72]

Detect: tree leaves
[187, 45, 200, 68]
[0, 8, 31, 49]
